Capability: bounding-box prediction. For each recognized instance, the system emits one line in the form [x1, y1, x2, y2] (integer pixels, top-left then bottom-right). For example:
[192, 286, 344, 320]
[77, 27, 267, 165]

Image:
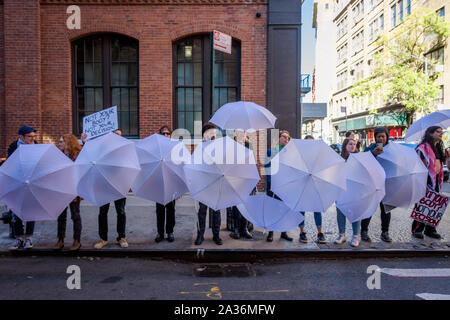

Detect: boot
[70, 240, 81, 251]
[54, 238, 64, 250]
[239, 216, 253, 239]
[229, 209, 241, 239]
[266, 231, 274, 242]
[195, 232, 204, 245]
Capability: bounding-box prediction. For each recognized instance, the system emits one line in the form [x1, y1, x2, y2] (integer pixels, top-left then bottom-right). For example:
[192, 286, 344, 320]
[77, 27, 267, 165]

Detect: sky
[302, 0, 317, 101]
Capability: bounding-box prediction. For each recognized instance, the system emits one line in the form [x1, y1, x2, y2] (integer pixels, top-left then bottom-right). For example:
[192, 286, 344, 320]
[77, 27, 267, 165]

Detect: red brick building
[0, 0, 302, 157]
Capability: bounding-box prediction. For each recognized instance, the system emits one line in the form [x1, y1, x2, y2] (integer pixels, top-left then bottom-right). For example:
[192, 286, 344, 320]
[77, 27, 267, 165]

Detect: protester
[361, 127, 392, 243]
[55, 134, 83, 251]
[154, 125, 177, 243]
[299, 135, 326, 244]
[345, 131, 355, 140]
[335, 138, 361, 247]
[9, 126, 38, 250]
[93, 130, 128, 249]
[265, 130, 293, 242]
[412, 126, 449, 239]
[195, 123, 222, 246]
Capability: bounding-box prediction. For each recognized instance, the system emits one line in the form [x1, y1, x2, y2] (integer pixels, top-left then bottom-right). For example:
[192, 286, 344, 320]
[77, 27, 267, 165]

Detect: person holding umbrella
[154, 125, 177, 243]
[335, 138, 361, 247]
[361, 127, 392, 243]
[9, 126, 38, 250]
[55, 134, 83, 251]
[195, 123, 223, 246]
[265, 130, 293, 242]
[412, 126, 449, 239]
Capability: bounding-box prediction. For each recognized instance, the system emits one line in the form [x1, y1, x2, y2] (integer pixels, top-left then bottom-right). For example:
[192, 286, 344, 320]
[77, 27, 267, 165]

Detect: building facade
[0, 0, 303, 157]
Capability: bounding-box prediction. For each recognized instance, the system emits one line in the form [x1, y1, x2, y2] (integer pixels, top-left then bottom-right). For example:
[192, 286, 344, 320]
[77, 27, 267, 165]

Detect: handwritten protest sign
[83, 106, 118, 140]
[410, 189, 449, 228]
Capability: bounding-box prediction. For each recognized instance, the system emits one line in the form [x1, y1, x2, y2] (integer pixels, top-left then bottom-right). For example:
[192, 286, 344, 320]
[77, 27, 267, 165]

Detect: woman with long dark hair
[55, 134, 83, 251]
[412, 126, 448, 239]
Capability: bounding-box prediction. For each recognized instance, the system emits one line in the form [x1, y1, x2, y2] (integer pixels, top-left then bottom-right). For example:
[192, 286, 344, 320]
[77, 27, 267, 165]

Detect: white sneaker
[94, 239, 108, 249]
[350, 235, 360, 247]
[334, 234, 346, 244]
[117, 238, 128, 248]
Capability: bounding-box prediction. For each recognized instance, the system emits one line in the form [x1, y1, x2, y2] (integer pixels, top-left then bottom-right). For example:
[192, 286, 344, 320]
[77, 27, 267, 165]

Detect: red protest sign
[410, 189, 449, 228]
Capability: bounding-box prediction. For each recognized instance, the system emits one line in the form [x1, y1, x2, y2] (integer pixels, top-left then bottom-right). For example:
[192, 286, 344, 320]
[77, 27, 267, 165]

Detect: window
[325, 3, 329, 9]
[391, 5, 397, 28]
[352, 30, 364, 55]
[406, 0, 411, 16]
[337, 16, 348, 39]
[337, 70, 348, 90]
[426, 47, 444, 65]
[433, 85, 444, 106]
[72, 34, 139, 137]
[174, 34, 240, 134]
[438, 7, 445, 17]
[353, 0, 365, 25]
[337, 42, 348, 65]
[399, 0, 404, 22]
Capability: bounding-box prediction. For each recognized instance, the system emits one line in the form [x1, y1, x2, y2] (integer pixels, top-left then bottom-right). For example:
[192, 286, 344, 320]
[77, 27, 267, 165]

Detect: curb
[3, 248, 450, 262]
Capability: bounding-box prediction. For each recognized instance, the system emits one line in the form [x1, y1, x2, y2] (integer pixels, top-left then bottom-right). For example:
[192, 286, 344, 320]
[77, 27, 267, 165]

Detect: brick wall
[0, 1, 268, 155]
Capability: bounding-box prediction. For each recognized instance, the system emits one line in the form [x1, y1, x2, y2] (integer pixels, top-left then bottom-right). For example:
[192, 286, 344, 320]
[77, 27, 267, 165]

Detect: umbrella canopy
[0, 144, 77, 221]
[237, 195, 305, 232]
[183, 136, 260, 211]
[209, 101, 277, 130]
[405, 109, 450, 142]
[377, 142, 428, 208]
[132, 134, 190, 205]
[271, 139, 347, 212]
[336, 152, 386, 223]
[75, 132, 141, 207]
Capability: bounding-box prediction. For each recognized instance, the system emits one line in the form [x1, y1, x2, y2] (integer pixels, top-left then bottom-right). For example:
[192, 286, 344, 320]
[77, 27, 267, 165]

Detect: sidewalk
[1, 185, 450, 257]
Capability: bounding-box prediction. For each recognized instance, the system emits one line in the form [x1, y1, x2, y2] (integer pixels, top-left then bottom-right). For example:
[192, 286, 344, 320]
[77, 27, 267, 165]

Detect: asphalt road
[1, 256, 449, 300]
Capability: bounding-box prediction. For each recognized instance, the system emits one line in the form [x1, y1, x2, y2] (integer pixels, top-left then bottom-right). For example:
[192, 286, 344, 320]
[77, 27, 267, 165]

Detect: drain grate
[193, 263, 255, 277]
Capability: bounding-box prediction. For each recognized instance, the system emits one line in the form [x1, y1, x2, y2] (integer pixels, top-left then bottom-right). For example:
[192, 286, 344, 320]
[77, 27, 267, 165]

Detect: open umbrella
[183, 136, 260, 211]
[405, 109, 450, 142]
[271, 139, 347, 212]
[132, 134, 190, 205]
[0, 144, 77, 221]
[237, 195, 304, 232]
[336, 152, 386, 222]
[377, 142, 428, 208]
[75, 132, 141, 207]
[209, 101, 277, 130]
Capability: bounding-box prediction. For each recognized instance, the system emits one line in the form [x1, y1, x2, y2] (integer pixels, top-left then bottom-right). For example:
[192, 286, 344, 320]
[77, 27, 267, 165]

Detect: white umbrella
[75, 132, 141, 207]
[0, 144, 77, 221]
[405, 109, 450, 142]
[336, 152, 386, 222]
[237, 195, 305, 232]
[377, 142, 428, 208]
[132, 134, 190, 205]
[271, 139, 347, 212]
[209, 101, 277, 130]
[183, 136, 260, 211]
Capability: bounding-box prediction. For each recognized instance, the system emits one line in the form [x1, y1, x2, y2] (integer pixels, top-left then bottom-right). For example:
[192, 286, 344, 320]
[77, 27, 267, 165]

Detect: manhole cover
[194, 264, 255, 277]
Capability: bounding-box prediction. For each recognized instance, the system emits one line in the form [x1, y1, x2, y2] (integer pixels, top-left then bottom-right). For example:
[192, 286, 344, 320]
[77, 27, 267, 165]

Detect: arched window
[72, 34, 139, 137]
[173, 34, 240, 135]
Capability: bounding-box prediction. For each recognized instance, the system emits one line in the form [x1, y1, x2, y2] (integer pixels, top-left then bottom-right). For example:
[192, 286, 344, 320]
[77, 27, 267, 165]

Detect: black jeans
[99, 198, 126, 241]
[57, 201, 82, 241]
[156, 201, 176, 235]
[197, 202, 221, 237]
[361, 202, 391, 233]
[12, 213, 35, 238]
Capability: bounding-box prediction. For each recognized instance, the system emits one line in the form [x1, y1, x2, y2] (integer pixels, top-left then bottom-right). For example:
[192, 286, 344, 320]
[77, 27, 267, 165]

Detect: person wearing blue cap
[8, 126, 38, 250]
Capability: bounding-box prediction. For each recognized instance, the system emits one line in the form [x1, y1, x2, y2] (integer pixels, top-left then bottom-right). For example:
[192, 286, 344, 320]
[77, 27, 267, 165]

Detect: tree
[350, 8, 450, 127]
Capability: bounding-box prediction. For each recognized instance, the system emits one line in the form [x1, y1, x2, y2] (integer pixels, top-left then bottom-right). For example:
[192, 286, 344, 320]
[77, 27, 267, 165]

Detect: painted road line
[416, 293, 450, 300]
[380, 268, 450, 277]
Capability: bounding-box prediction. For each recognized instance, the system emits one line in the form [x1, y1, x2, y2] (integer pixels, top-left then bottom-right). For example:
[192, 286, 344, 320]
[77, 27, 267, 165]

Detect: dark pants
[197, 203, 221, 237]
[156, 201, 176, 235]
[412, 179, 439, 234]
[99, 198, 126, 241]
[361, 202, 391, 233]
[57, 201, 82, 241]
[13, 213, 35, 238]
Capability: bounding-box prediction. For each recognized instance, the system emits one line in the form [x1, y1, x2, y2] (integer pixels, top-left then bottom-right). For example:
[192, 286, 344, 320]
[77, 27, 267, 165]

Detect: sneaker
[334, 234, 346, 244]
[117, 238, 129, 248]
[361, 231, 372, 242]
[317, 232, 327, 244]
[24, 238, 33, 249]
[350, 235, 360, 247]
[10, 239, 24, 250]
[381, 231, 392, 243]
[94, 239, 108, 249]
[299, 232, 308, 243]
[413, 232, 424, 239]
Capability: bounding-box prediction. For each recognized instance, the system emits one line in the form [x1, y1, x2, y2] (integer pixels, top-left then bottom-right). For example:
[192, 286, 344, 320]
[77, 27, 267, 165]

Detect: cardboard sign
[83, 106, 118, 140]
[213, 30, 232, 54]
[410, 189, 449, 227]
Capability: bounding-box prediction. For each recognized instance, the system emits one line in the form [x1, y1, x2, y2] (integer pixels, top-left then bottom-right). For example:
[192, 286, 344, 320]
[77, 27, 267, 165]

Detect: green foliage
[350, 8, 449, 126]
